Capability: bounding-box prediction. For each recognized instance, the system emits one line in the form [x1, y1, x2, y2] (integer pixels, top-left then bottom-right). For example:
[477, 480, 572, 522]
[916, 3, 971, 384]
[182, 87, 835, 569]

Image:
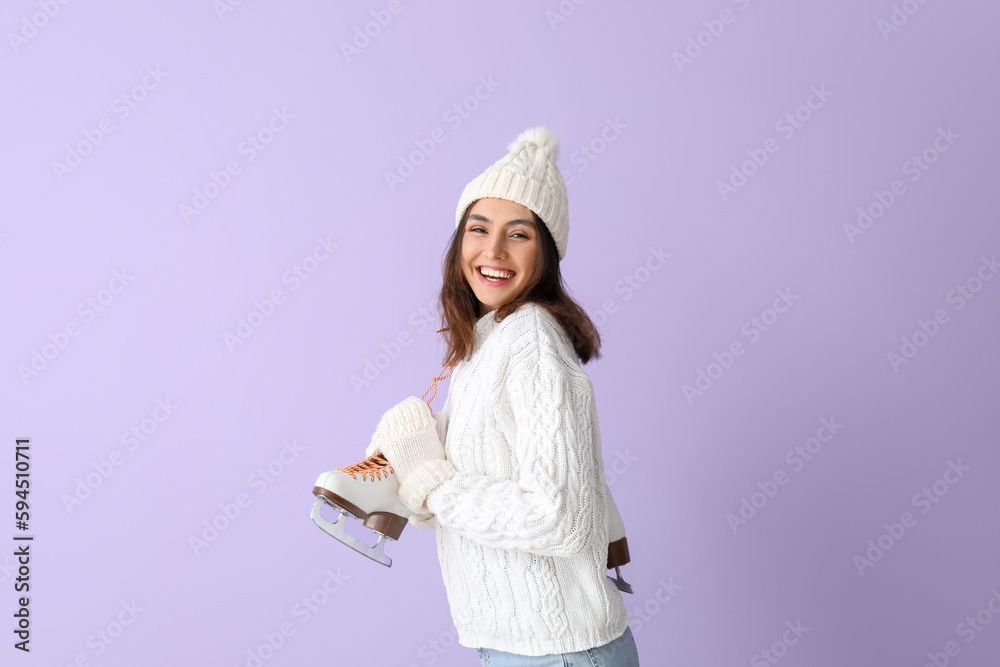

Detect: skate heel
[607, 537, 634, 594]
[364, 512, 408, 541]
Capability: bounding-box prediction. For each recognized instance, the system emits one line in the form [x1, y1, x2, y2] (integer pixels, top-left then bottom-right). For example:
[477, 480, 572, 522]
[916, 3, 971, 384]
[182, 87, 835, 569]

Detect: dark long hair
[437, 205, 601, 367]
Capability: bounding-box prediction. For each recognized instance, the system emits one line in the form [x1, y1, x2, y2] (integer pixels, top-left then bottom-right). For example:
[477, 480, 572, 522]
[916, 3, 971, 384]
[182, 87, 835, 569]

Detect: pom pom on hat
[507, 127, 560, 162]
[455, 126, 570, 260]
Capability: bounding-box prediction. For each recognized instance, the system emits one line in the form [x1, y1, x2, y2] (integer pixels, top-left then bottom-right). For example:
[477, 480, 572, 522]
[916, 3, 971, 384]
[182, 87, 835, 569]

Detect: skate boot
[604, 482, 634, 594]
[311, 453, 411, 567]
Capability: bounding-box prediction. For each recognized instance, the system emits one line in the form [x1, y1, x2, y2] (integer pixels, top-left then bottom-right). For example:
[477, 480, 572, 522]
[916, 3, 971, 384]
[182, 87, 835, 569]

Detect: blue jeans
[476, 626, 640, 666]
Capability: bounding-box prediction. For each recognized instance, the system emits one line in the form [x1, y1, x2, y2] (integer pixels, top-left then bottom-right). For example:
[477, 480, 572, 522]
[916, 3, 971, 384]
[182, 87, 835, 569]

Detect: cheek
[459, 245, 474, 267]
[521, 247, 539, 273]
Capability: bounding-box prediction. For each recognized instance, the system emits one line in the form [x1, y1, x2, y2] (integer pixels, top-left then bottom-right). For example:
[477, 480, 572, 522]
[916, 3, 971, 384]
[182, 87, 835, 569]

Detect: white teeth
[479, 267, 513, 279]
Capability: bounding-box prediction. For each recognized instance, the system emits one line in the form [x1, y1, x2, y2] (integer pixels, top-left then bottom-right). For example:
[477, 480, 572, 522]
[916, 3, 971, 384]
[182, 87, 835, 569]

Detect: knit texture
[367, 396, 445, 488]
[400, 458, 458, 515]
[455, 127, 570, 260]
[408, 509, 437, 530]
[424, 302, 629, 655]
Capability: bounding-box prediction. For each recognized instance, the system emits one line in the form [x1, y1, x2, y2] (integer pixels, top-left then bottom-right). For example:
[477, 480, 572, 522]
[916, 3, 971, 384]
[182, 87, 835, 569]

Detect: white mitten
[366, 397, 457, 514]
[432, 410, 448, 445]
[408, 510, 437, 530]
[366, 406, 448, 456]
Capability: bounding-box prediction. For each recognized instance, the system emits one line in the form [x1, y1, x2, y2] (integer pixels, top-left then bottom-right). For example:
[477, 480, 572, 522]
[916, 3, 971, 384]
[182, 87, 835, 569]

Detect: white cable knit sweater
[423, 301, 630, 656]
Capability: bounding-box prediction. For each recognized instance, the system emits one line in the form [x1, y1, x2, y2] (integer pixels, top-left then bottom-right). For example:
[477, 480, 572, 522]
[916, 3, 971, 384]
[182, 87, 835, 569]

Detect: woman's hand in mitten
[366, 402, 448, 458]
[408, 509, 437, 531]
[365, 397, 457, 513]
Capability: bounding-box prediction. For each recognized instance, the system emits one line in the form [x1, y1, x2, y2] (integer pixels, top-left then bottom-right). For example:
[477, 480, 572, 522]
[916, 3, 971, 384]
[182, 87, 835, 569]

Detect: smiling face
[460, 197, 540, 316]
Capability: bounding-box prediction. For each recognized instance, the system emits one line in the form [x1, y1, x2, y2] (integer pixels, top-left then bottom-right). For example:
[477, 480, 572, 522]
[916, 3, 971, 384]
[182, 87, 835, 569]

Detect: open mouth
[478, 266, 515, 282]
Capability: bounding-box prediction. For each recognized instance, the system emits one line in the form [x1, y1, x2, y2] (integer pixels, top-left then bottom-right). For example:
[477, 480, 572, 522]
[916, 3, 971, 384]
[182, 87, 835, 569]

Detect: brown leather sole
[313, 486, 407, 541]
[313, 486, 365, 519]
[365, 512, 408, 541]
[607, 537, 630, 569]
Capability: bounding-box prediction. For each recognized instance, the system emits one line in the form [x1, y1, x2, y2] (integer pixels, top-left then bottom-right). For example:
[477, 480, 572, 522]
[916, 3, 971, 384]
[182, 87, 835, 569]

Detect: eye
[512, 231, 530, 239]
[468, 226, 486, 234]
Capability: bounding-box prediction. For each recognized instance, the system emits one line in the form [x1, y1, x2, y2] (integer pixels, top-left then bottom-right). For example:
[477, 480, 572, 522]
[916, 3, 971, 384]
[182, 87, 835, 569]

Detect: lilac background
[3, 1, 999, 665]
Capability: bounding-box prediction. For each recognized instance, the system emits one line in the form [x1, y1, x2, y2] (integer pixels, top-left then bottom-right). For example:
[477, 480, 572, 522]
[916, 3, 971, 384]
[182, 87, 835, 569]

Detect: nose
[486, 232, 506, 259]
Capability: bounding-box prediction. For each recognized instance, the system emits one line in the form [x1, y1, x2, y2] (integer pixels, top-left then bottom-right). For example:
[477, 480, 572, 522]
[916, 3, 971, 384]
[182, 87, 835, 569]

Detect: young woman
[363, 127, 640, 666]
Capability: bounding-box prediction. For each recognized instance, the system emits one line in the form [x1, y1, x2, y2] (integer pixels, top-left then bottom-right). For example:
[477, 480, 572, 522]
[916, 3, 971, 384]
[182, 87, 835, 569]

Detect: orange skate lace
[421, 362, 456, 409]
[337, 362, 456, 481]
[336, 453, 394, 481]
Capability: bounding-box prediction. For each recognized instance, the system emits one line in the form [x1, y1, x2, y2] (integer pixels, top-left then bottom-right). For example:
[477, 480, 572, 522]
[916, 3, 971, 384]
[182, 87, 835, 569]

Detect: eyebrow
[468, 213, 537, 229]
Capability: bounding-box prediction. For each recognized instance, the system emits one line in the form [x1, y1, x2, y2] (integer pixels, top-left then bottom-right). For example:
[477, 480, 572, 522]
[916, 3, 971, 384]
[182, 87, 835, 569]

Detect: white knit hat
[455, 127, 570, 260]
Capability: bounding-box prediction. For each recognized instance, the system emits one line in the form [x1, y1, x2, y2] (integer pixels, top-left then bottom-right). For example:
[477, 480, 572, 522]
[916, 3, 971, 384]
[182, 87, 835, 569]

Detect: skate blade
[608, 566, 634, 594]
[311, 497, 393, 567]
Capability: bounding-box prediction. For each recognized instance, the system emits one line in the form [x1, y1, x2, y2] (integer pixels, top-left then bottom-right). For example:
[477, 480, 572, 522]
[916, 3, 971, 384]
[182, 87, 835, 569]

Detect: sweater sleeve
[424, 313, 605, 557]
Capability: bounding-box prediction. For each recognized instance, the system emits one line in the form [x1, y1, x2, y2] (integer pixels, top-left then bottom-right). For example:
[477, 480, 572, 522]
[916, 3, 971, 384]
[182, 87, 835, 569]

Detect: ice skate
[604, 483, 634, 594]
[311, 453, 411, 567]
